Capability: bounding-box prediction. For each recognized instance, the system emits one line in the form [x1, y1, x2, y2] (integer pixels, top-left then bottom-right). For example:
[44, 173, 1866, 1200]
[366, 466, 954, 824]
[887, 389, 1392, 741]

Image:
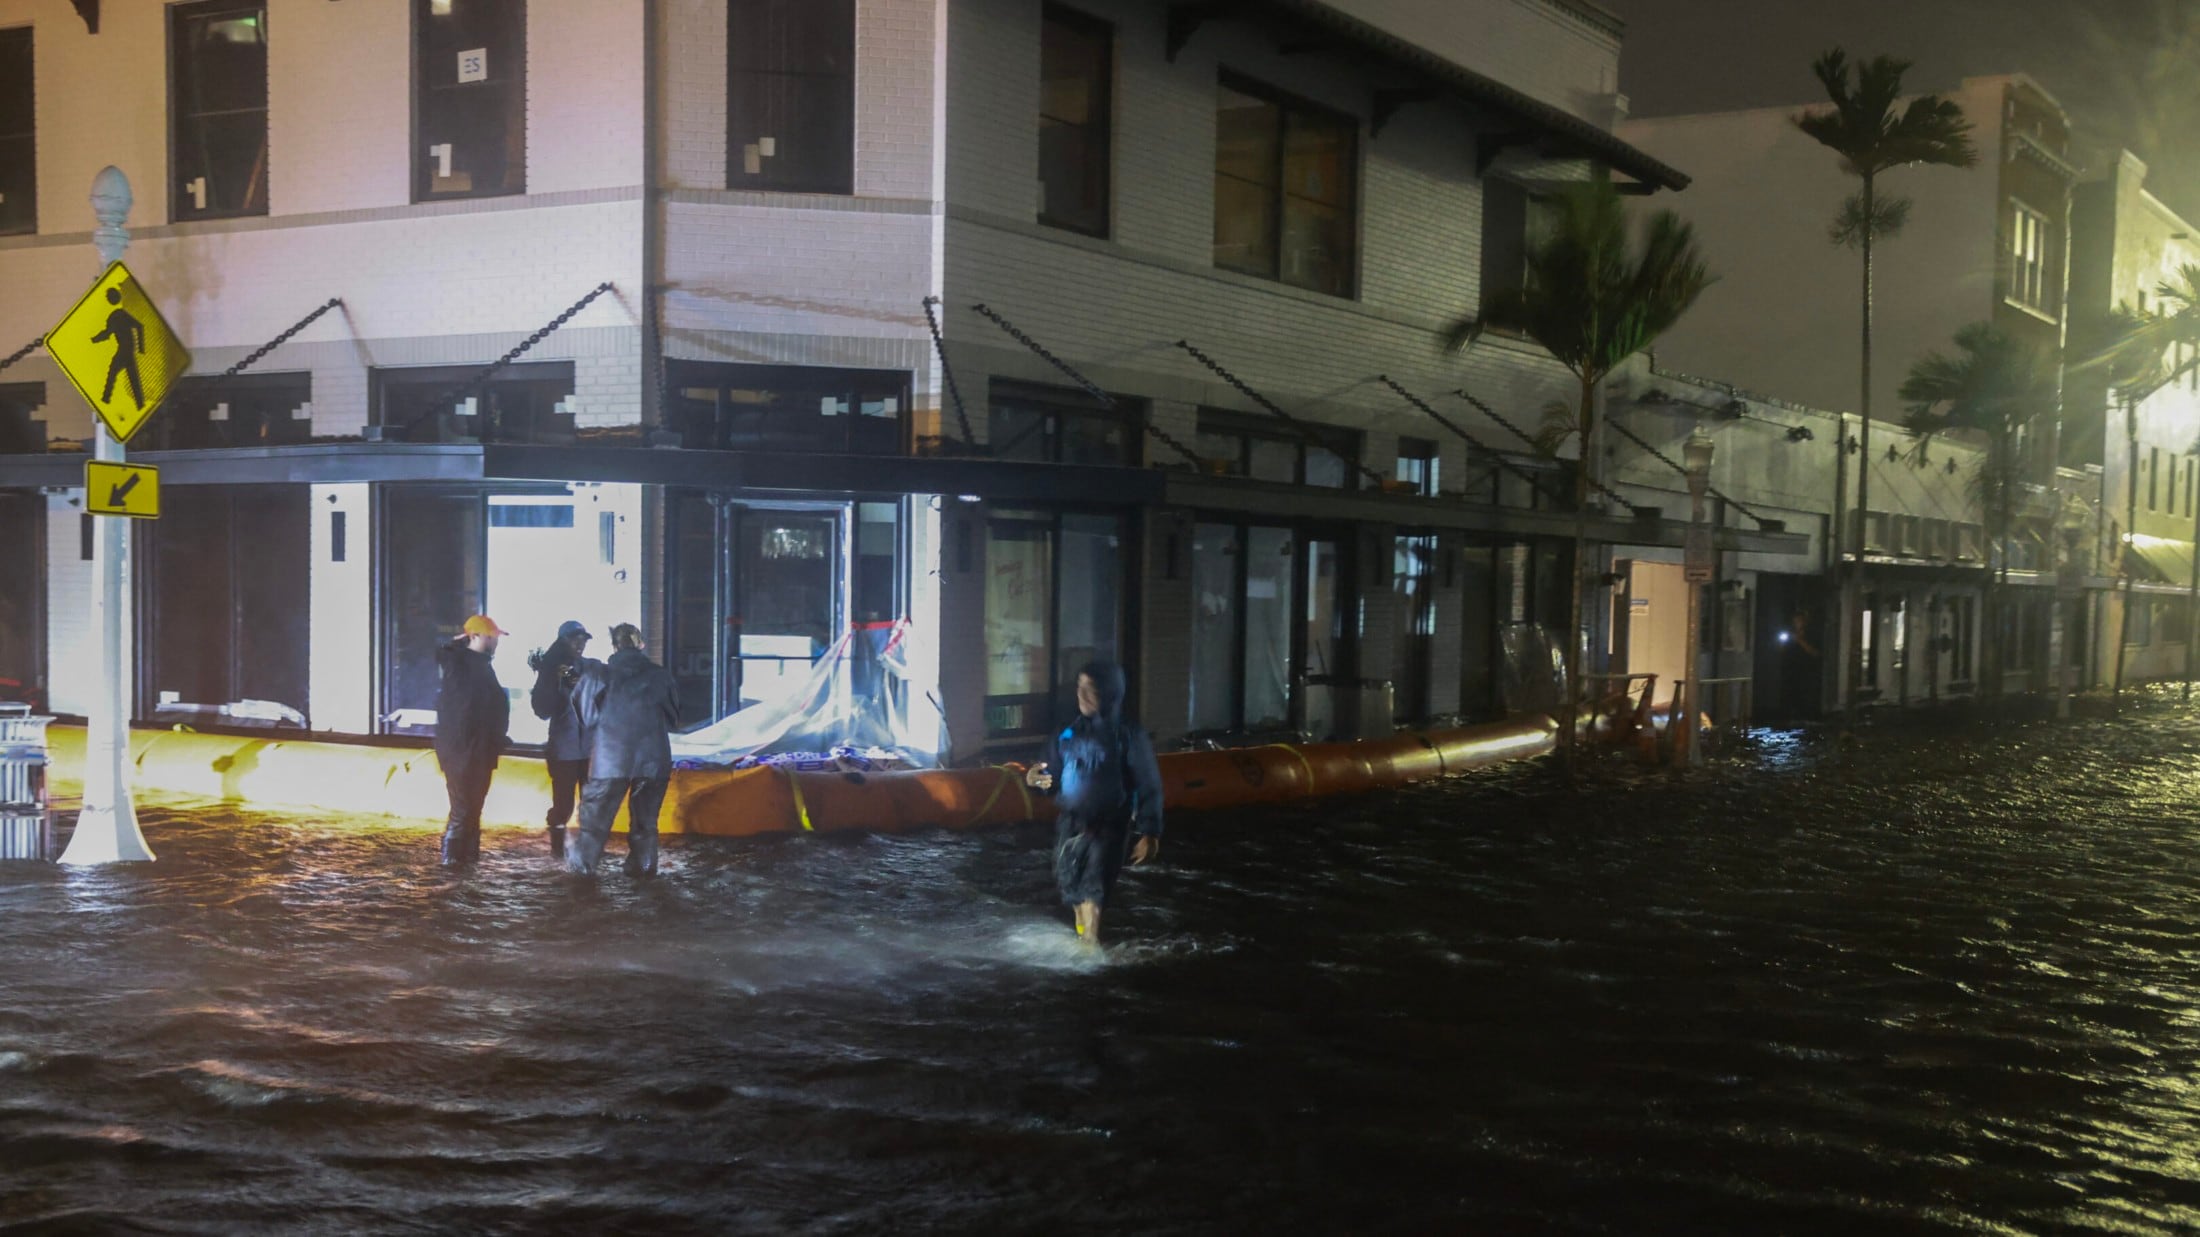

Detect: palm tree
[2083, 265, 2200, 703]
[1450, 174, 1713, 762]
[1899, 323, 2057, 695]
[1794, 50, 1976, 701]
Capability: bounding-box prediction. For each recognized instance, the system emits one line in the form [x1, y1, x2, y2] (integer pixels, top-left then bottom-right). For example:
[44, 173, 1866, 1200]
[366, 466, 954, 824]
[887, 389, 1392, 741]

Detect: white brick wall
[308, 483, 371, 732]
[527, 0, 646, 196]
[42, 492, 92, 718]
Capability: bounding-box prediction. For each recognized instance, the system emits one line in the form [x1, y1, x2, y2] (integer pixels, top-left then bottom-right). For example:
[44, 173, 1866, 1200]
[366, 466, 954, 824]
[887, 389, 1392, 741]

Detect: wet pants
[544, 758, 588, 858]
[567, 775, 668, 876]
[1054, 811, 1131, 907]
[440, 764, 493, 866]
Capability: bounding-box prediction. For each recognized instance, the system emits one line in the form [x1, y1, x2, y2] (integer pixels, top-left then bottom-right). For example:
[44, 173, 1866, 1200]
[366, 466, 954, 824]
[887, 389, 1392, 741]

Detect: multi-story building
[0, 0, 1820, 765]
[1618, 74, 2091, 706]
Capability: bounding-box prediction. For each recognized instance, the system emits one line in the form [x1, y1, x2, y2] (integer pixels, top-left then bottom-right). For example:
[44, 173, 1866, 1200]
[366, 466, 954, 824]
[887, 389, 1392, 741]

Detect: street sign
[47, 262, 191, 445]
[85, 460, 159, 519]
[1684, 523, 1715, 583]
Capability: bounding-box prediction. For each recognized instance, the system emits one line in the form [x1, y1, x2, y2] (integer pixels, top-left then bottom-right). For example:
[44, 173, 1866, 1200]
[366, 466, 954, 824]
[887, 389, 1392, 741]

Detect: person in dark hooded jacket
[527, 620, 599, 859]
[567, 623, 680, 876]
[1024, 659, 1164, 943]
[435, 615, 512, 866]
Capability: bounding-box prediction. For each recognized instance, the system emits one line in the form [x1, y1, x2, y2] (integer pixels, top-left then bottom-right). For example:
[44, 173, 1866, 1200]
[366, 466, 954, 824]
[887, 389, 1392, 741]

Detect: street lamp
[1679, 427, 1716, 766]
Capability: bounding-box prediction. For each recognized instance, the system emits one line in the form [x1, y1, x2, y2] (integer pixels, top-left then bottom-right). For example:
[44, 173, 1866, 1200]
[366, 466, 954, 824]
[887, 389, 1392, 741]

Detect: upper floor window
[1196, 411, 1358, 489]
[989, 381, 1138, 466]
[171, 2, 268, 221]
[373, 361, 574, 444]
[2009, 199, 2051, 314]
[0, 26, 32, 236]
[1038, 5, 1111, 236]
[415, 0, 526, 202]
[1396, 436, 1439, 496]
[0, 382, 43, 454]
[729, 0, 855, 195]
[137, 372, 310, 451]
[1213, 75, 1357, 297]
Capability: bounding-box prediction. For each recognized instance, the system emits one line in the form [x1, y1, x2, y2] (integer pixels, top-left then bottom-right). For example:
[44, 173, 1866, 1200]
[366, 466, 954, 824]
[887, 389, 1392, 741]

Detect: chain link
[404, 283, 616, 438]
[0, 336, 43, 376]
[1603, 416, 1772, 526]
[972, 303, 1202, 467]
[921, 296, 977, 449]
[218, 298, 342, 379]
[1450, 387, 1634, 510]
[1176, 340, 1388, 489]
[1377, 376, 1571, 508]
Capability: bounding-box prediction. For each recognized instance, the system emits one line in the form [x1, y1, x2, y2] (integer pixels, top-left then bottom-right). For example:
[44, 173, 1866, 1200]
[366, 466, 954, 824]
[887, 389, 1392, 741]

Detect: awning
[2127, 537, 2195, 589]
[1173, 0, 1689, 192]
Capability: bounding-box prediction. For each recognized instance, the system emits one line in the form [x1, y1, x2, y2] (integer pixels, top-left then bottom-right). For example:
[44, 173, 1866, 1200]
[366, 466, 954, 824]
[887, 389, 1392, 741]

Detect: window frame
[2008, 198, 2052, 314]
[370, 360, 576, 445]
[168, 0, 270, 223]
[1037, 3, 1113, 237]
[137, 370, 312, 451]
[727, 0, 857, 196]
[1212, 71, 1360, 298]
[666, 360, 911, 456]
[982, 505, 1133, 740]
[411, 0, 528, 205]
[0, 25, 33, 237]
[1195, 410, 1361, 490]
[986, 380, 1142, 467]
[1396, 436, 1440, 497]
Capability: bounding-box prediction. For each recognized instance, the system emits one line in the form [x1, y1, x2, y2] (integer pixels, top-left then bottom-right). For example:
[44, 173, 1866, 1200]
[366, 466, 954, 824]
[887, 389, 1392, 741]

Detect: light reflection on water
[8, 706, 2200, 1231]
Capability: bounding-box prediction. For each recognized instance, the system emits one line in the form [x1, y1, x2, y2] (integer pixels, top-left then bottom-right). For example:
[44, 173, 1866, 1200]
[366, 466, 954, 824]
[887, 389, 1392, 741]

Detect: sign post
[52, 168, 187, 865]
[1678, 428, 1717, 768]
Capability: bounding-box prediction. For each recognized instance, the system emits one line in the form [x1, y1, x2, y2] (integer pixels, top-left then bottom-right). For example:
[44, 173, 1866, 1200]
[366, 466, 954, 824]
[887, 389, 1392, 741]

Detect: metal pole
[59, 167, 153, 865]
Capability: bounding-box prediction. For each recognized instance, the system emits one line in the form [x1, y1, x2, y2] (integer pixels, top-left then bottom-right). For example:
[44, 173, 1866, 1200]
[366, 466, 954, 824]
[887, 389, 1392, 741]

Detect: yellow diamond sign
[47, 262, 191, 445]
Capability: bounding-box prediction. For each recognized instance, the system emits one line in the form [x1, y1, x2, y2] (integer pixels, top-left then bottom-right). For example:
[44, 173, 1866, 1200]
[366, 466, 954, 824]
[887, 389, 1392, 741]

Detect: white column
[59, 167, 153, 865]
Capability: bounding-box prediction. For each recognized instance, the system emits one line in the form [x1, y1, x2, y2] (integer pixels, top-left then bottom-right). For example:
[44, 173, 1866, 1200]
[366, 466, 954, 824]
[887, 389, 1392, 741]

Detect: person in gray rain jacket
[528, 620, 598, 859]
[567, 623, 680, 876]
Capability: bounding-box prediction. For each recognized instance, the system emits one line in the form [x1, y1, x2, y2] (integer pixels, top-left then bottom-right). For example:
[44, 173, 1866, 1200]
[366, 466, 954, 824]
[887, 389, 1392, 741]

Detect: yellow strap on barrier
[1266, 742, 1316, 789]
[968, 766, 1032, 826]
[782, 766, 815, 831]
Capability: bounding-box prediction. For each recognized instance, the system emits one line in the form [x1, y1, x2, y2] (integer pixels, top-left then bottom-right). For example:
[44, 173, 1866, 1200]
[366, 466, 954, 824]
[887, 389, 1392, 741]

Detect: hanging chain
[218, 298, 343, 379]
[1451, 387, 1634, 509]
[1603, 416, 1773, 526]
[1176, 340, 1388, 489]
[0, 336, 42, 376]
[921, 296, 976, 449]
[405, 282, 616, 436]
[1378, 375, 1571, 508]
[972, 303, 1202, 467]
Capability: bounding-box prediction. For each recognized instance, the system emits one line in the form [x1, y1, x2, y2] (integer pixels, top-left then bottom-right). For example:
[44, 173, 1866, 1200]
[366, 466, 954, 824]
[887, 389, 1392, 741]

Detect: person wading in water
[1025, 660, 1164, 943]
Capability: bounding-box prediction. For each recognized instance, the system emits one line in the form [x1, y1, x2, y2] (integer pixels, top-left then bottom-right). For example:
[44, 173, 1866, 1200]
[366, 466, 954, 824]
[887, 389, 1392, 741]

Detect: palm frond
[1793, 49, 1975, 179]
[1829, 192, 1912, 248]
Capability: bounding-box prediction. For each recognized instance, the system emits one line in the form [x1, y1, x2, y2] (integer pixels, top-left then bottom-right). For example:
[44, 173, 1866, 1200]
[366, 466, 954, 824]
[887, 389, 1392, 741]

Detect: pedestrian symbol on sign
[45, 262, 191, 445]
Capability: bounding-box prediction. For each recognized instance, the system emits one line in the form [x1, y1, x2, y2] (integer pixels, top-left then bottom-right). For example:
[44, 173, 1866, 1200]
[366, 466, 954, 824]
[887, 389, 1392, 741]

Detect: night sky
[1607, 0, 2200, 220]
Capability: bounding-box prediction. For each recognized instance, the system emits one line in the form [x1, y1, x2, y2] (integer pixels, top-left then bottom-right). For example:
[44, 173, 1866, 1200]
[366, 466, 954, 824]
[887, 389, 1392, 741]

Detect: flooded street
[10, 707, 2200, 1233]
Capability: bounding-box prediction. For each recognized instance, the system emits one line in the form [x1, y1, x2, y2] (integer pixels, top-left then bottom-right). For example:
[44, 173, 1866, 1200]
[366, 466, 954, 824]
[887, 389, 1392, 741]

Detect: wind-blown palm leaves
[2090, 264, 2200, 407]
[1900, 322, 2058, 561]
[1794, 49, 1976, 630]
[1448, 174, 1713, 759]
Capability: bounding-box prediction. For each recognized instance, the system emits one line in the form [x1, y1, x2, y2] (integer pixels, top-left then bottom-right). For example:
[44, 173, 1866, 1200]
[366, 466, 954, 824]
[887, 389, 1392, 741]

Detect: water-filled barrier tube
[40, 716, 1557, 836]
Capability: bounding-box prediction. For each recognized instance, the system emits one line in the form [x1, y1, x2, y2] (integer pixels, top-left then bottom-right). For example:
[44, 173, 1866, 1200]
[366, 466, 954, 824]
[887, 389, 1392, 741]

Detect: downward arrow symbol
[108, 474, 140, 506]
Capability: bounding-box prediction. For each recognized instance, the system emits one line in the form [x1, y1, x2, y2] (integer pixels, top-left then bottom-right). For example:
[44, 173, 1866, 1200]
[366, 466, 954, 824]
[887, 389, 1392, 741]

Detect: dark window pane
[171, 3, 271, 222]
[382, 487, 484, 736]
[0, 27, 35, 235]
[373, 362, 575, 444]
[0, 381, 45, 454]
[1215, 76, 1356, 296]
[1214, 85, 1280, 277]
[729, 0, 855, 194]
[0, 491, 43, 709]
[138, 373, 311, 450]
[668, 361, 907, 454]
[1280, 108, 1353, 294]
[988, 403, 1051, 463]
[416, 0, 526, 201]
[1039, 5, 1110, 235]
[1248, 437, 1295, 483]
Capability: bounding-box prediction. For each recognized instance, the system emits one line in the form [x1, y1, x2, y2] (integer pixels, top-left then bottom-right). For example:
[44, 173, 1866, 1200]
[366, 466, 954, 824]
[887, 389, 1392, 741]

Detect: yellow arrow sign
[86, 460, 160, 519]
[47, 262, 192, 445]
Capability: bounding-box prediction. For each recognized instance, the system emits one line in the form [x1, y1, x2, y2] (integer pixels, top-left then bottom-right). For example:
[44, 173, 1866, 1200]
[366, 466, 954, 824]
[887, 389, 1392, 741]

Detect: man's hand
[1025, 762, 1054, 791]
[1130, 835, 1159, 865]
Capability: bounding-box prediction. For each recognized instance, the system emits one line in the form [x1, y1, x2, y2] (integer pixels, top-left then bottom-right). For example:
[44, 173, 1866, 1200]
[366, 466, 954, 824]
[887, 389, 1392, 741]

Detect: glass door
[732, 506, 845, 711]
[1300, 535, 1343, 739]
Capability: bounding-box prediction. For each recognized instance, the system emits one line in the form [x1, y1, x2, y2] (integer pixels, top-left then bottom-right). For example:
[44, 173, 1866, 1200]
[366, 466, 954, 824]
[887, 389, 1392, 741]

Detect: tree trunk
[1561, 373, 1596, 771]
[2112, 391, 2138, 707]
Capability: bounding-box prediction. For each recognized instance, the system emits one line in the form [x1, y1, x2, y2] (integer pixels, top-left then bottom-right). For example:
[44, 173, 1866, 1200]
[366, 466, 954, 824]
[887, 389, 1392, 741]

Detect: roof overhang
[1168, 0, 1688, 192]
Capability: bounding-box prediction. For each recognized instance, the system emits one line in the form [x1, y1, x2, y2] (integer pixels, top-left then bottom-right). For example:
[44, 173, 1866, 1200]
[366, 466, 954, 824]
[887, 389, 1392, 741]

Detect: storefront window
[373, 361, 575, 445]
[0, 382, 43, 454]
[988, 382, 1138, 466]
[1196, 411, 1358, 489]
[669, 361, 906, 454]
[1243, 527, 1294, 730]
[984, 508, 1123, 737]
[380, 487, 485, 736]
[0, 492, 42, 708]
[137, 372, 311, 450]
[1189, 522, 1240, 731]
[141, 486, 310, 725]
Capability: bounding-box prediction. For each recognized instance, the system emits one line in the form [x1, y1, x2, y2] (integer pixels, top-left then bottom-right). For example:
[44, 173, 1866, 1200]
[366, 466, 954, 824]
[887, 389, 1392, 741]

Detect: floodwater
[10, 705, 2200, 1234]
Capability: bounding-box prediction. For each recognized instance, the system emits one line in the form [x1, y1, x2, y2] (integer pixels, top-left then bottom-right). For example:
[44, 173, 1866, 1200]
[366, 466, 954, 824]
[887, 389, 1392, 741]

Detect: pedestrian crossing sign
[46, 262, 191, 446]
[85, 460, 159, 519]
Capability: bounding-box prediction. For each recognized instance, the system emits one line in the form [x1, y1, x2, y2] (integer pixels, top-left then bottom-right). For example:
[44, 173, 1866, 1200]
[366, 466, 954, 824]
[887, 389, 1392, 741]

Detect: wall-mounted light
[1786, 425, 1815, 442]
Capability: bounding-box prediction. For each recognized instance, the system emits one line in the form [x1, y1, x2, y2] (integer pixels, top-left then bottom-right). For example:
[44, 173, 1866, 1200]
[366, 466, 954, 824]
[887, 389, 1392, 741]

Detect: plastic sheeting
[670, 620, 939, 768]
[1498, 622, 1567, 717]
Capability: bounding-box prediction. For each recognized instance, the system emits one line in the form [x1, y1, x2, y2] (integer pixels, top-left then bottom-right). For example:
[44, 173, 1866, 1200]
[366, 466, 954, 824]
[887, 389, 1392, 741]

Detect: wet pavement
[8, 701, 2200, 1233]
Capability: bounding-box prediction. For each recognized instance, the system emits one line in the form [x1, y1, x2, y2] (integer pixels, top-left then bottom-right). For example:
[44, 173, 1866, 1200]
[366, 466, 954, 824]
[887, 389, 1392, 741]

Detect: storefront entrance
[1189, 520, 1353, 738]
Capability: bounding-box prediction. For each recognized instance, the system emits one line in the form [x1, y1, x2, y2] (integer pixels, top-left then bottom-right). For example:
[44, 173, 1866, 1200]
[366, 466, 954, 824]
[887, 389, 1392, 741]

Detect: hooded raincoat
[1039, 660, 1164, 907]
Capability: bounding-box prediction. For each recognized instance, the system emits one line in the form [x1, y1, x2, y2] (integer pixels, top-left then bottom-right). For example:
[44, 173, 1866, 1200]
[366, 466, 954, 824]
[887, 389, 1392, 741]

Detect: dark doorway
[379, 486, 485, 735]
[0, 490, 43, 707]
[138, 485, 309, 724]
[1752, 573, 1828, 724]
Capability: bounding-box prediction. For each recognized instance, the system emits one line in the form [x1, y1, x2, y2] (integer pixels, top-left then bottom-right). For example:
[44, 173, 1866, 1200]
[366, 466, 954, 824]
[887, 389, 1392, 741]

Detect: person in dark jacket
[435, 614, 511, 866]
[527, 619, 598, 859]
[1024, 659, 1164, 943]
[567, 623, 680, 876]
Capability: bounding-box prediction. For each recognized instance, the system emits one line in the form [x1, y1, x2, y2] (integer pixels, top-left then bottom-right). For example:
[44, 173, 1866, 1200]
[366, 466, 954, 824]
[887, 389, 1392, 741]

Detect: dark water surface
[10, 708, 2200, 1234]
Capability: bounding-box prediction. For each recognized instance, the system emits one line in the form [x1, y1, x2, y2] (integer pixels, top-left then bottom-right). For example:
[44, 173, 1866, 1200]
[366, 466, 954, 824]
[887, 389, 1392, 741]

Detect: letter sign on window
[458, 48, 487, 83]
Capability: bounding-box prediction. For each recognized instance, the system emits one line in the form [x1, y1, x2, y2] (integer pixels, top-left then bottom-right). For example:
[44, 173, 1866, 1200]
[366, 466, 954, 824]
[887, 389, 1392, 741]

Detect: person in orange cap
[435, 614, 510, 865]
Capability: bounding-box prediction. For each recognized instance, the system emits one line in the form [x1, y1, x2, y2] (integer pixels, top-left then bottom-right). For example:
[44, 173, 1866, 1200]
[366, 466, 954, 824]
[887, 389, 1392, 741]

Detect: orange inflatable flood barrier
[40, 715, 1557, 837]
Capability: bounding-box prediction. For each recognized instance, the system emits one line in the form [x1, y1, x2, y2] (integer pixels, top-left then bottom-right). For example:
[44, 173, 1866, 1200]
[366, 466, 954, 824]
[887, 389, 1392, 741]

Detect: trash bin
[0, 702, 53, 861]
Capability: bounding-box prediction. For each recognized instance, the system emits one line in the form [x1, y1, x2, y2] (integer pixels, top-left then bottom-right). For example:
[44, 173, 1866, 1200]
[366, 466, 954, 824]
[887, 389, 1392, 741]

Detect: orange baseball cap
[461, 615, 508, 637]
